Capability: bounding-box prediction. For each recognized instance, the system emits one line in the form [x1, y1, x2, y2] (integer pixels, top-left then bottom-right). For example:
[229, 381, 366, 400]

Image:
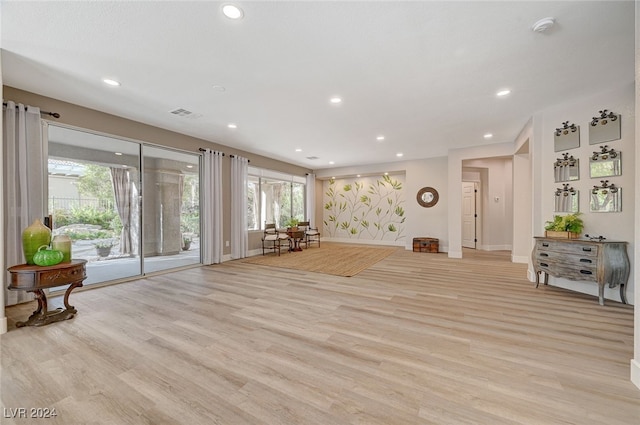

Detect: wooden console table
[532, 237, 629, 306]
[7, 259, 87, 327]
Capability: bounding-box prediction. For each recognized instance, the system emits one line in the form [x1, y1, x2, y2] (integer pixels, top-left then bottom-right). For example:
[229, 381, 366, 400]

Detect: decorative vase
[33, 245, 64, 266]
[22, 219, 52, 265]
[52, 234, 72, 263]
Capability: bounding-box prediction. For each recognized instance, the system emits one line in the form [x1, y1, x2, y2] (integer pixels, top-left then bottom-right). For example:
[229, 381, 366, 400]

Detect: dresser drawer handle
[542, 243, 549, 247]
[580, 270, 593, 275]
[540, 253, 549, 257]
[582, 247, 592, 252]
[540, 262, 549, 267]
[579, 258, 592, 263]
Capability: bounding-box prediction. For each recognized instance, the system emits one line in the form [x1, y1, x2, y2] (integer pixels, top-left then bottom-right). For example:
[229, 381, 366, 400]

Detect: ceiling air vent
[169, 108, 193, 117]
[306, 156, 319, 160]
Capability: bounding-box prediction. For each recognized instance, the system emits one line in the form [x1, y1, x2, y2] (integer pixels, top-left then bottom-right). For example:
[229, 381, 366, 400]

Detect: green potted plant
[95, 240, 114, 257]
[544, 212, 584, 239]
[284, 217, 299, 231]
[182, 235, 192, 251]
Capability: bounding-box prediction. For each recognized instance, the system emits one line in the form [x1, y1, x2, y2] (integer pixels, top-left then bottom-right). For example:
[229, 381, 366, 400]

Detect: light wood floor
[2, 247, 638, 424]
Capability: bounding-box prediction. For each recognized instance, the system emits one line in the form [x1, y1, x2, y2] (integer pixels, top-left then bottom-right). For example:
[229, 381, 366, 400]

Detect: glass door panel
[142, 145, 200, 273]
[48, 125, 142, 284]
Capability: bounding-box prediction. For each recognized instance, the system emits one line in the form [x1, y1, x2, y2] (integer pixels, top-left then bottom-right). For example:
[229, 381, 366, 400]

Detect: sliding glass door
[48, 125, 142, 284]
[47, 124, 201, 286]
[142, 145, 200, 273]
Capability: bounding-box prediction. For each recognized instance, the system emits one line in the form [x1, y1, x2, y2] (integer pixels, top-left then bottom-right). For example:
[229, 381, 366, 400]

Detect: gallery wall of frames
[553, 109, 623, 214]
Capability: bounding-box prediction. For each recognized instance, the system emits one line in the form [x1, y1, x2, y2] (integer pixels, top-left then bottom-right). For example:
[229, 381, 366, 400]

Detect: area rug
[242, 243, 398, 277]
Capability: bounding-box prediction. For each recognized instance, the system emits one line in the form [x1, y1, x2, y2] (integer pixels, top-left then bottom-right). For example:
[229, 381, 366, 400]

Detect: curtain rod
[229, 154, 250, 163]
[2, 102, 60, 118]
[198, 148, 225, 155]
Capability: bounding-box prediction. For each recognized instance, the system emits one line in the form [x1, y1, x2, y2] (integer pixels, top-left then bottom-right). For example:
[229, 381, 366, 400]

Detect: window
[247, 167, 305, 230]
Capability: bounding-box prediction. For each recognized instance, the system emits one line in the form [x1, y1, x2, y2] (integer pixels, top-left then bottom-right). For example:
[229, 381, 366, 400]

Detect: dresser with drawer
[532, 237, 629, 305]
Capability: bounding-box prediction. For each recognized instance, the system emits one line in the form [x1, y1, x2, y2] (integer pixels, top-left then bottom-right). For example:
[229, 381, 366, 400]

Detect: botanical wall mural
[323, 174, 406, 241]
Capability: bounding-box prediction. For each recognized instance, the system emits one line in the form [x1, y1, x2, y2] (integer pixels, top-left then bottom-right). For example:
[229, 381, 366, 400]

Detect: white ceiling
[1, 1, 634, 171]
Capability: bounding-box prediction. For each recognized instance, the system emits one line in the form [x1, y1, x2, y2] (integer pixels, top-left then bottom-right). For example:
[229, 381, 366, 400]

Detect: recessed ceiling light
[484, 133, 493, 139]
[329, 97, 342, 105]
[222, 4, 243, 19]
[227, 123, 237, 129]
[396, 153, 403, 157]
[496, 89, 511, 97]
[212, 85, 226, 92]
[295, 148, 302, 152]
[103, 78, 120, 86]
[384, 172, 389, 176]
[376, 135, 385, 141]
[186, 165, 194, 169]
[357, 174, 361, 177]
[329, 161, 335, 165]
[114, 152, 123, 156]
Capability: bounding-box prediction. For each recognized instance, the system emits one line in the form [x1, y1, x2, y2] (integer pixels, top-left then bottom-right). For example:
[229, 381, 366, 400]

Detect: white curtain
[306, 173, 316, 226]
[3, 101, 45, 306]
[110, 167, 132, 255]
[202, 149, 223, 264]
[231, 155, 248, 259]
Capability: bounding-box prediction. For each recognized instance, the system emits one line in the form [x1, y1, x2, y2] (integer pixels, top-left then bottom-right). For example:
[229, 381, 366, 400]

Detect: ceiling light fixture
[396, 153, 403, 157]
[227, 123, 237, 129]
[222, 4, 243, 19]
[103, 78, 120, 86]
[295, 148, 302, 152]
[496, 89, 510, 97]
[484, 133, 493, 139]
[186, 165, 194, 169]
[329, 161, 335, 165]
[114, 152, 123, 156]
[376, 135, 385, 141]
[212, 85, 226, 92]
[531, 17, 555, 33]
[329, 97, 342, 105]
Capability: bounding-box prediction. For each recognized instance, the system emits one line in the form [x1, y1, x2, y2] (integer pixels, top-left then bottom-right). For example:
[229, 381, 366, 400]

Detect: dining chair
[262, 223, 290, 255]
[303, 220, 321, 248]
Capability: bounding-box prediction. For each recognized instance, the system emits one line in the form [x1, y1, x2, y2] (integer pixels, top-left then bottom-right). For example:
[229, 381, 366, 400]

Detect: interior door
[462, 181, 477, 249]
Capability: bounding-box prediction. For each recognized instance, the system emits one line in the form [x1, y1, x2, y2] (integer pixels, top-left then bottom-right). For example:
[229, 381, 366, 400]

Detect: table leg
[16, 282, 83, 328]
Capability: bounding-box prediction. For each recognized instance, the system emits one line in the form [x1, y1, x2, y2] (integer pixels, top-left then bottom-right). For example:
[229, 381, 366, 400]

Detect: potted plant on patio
[95, 240, 114, 257]
[182, 235, 192, 251]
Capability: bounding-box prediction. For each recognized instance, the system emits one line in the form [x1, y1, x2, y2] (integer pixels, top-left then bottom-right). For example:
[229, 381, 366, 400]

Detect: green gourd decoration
[22, 219, 52, 265]
[33, 245, 64, 267]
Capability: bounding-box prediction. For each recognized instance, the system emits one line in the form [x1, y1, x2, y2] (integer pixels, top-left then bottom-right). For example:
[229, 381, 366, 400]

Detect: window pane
[292, 182, 305, 221]
[261, 178, 290, 228]
[248, 176, 259, 230]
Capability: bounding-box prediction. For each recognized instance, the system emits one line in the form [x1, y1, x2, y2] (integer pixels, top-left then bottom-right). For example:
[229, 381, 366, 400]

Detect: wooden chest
[413, 237, 438, 253]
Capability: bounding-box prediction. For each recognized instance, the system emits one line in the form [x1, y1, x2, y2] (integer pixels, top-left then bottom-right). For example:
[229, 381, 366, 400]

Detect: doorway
[462, 181, 477, 249]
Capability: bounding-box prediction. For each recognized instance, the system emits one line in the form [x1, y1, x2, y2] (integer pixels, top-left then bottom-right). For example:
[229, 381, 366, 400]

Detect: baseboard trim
[448, 251, 463, 259]
[512, 255, 529, 264]
[322, 237, 404, 247]
[0, 317, 7, 335]
[631, 359, 640, 390]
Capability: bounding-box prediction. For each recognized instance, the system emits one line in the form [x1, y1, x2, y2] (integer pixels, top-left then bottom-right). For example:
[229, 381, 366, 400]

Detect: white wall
[535, 82, 635, 304]
[404, 157, 449, 251]
[0, 44, 6, 334]
[631, 0, 639, 390]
